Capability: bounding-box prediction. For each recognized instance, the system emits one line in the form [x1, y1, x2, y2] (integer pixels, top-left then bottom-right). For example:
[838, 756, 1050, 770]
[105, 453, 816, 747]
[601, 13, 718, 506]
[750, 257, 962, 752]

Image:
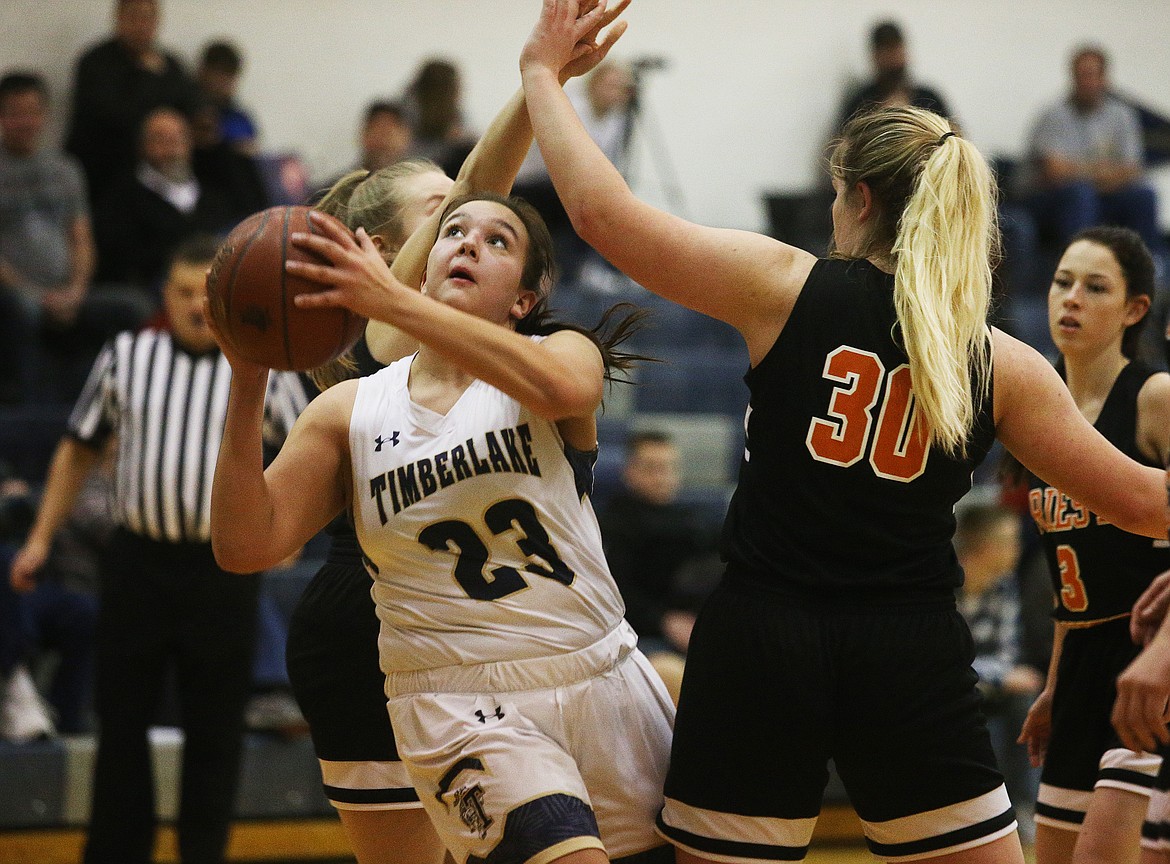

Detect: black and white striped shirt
[67, 329, 308, 544]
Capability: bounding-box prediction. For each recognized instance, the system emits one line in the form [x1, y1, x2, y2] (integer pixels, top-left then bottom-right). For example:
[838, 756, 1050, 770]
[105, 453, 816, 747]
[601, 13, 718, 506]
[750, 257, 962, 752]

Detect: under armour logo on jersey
[374, 432, 400, 451]
[474, 706, 505, 723]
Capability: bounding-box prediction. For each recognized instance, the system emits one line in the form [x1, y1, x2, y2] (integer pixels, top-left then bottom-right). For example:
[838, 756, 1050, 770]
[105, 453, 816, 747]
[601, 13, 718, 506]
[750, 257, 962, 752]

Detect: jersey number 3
[806, 346, 929, 482]
[1054, 544, 1089, 612]
[419, 498, 576, 601]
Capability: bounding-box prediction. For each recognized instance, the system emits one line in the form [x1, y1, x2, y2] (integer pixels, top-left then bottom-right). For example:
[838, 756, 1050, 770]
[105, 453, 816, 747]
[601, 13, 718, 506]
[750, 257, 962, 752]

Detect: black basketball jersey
[720, 258, 996, 602]
[1028, 361, 1170, 623]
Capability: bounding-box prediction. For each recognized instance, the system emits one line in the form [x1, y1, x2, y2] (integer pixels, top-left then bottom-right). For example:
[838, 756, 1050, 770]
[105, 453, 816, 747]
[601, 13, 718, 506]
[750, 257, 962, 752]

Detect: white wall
[5, 0, 1169, 232]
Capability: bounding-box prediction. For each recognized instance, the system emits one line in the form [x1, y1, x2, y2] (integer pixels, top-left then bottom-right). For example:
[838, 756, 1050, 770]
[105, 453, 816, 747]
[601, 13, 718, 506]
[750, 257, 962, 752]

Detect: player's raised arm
[519, 0, 815, 363]
[993, 328, 1169, 539]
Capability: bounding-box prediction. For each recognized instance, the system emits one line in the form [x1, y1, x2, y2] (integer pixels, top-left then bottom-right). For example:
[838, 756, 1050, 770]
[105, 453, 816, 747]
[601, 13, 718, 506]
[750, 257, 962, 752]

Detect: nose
[457, 235, 478, 260]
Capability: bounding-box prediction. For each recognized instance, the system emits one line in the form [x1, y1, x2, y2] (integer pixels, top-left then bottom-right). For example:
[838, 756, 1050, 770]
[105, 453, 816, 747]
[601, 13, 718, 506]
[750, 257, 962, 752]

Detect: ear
[1125, 293, 1151, 327]
[855, 180, 875, 224]
[510, 289, 538, 323]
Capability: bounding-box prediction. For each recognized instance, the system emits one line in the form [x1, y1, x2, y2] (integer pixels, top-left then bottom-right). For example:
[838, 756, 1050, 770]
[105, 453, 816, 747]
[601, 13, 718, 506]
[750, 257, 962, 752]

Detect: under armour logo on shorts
[474, 706, 505, 723]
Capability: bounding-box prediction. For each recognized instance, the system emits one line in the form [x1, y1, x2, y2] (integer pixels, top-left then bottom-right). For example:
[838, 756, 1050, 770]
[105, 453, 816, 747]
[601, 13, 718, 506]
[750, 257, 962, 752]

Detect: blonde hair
[830, 106, 998, 457]
[308, 159, 444, 391]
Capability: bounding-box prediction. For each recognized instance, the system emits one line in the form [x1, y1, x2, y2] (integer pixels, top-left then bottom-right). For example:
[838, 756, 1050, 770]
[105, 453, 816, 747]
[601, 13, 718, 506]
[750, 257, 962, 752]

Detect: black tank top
[326, 335, 385, 567]
[720, 258, 996, 603]
[1028, 361, 1169, 623]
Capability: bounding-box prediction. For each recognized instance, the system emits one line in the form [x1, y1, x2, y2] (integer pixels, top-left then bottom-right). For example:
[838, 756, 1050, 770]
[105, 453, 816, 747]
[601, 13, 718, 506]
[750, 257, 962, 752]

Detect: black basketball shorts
[657, 574, 1014, 862]
[286, 562, 419, 810]
[1037, 618, 1162, 832]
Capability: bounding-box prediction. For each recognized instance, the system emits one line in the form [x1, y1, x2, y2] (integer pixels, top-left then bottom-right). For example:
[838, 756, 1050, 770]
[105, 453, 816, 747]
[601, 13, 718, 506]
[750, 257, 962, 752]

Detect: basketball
[206, 206, 366, 371]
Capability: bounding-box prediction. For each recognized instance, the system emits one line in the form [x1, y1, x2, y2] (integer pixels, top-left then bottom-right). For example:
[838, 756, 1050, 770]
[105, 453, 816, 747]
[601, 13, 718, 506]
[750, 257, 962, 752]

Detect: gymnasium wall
[5, 0, 1169, 232]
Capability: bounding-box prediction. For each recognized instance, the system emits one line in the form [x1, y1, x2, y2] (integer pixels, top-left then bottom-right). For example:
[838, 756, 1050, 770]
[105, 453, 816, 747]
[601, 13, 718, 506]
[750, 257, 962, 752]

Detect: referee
[10, 235, 307, 864]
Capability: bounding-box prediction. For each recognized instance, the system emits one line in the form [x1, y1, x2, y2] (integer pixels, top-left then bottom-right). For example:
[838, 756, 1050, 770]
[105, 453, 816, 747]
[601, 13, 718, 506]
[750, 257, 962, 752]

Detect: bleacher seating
[632, 349, 749, 417]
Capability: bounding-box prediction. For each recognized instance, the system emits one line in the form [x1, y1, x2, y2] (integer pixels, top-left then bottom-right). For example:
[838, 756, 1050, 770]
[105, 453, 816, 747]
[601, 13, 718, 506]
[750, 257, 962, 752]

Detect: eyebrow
[486, 217, 521, 241]
[1054, 269, 1113, 284]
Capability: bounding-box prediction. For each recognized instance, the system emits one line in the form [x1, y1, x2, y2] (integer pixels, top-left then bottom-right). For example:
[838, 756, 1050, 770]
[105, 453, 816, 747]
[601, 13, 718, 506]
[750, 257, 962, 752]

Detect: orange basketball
[206, 206, 366, 371]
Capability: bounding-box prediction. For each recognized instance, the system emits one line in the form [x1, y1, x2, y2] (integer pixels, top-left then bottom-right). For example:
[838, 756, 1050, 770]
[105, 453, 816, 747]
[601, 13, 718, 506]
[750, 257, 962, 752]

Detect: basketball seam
[223, 210, 272, 340]
[280, 207, 293, 370]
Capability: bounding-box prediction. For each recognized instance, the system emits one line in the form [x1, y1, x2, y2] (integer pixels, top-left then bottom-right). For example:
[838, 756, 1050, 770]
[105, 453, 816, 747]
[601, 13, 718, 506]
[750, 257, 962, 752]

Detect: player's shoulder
[1137, 368, 1170, 419]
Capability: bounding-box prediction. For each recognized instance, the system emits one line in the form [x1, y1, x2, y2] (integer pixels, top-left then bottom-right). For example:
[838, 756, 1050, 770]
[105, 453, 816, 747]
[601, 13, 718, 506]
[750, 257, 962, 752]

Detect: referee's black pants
[84, 529, 260, 864]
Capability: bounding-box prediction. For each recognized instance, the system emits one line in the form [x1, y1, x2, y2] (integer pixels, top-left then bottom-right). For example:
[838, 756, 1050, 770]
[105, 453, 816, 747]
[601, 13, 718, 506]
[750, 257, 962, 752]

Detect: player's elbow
[565, 189, 627, 257]
[531, 378, 603, 422]
[211, 535, 264, 575]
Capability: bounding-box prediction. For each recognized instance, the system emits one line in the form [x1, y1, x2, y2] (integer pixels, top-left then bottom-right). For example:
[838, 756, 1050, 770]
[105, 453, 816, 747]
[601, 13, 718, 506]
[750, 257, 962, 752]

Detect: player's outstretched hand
[1131, 569, 1170, 645]
[560, 0, 630, 83]
[1018, 689, 1053, 768]
[1112, 643, 1170, 753]
[289, 212, 407, 322]
[522, 0, 624, 81]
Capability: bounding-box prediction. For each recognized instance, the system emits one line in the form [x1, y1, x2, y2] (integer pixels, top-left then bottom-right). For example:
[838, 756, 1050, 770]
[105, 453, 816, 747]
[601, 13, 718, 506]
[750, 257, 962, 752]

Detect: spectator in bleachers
[65, 0, 199, 207]
[196, 40, 257, 155]
[357, 100, 414, 174]
[832, 24, 1039, 308]
[0, 72, 95, 403]
[190, 97, 269, 219]
[954, 494, 1044, 832]
[1021, 46, 1166, 263]
[93, 107, 243, 296]
[837, 21, 952, 131]
[597, 431, 720, 702]
[0, 71, 153, 406]
[315, 100, 415, 198]
[401, 58, 476, 177]
[9, 236, 306, 864]
[4, 449, 110, 736]
[0, 463, 56, 742]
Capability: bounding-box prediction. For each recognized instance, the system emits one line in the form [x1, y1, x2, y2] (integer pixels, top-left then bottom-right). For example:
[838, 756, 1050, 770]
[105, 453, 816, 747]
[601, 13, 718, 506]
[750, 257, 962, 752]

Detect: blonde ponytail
[831, 107, 998, 457]
[893, 134, 996, 456]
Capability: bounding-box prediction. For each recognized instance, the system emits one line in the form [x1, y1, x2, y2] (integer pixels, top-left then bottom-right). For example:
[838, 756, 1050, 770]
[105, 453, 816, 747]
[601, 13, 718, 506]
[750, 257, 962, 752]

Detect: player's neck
[408, 348, 476, 412]
[1063, 349, 1128, 421]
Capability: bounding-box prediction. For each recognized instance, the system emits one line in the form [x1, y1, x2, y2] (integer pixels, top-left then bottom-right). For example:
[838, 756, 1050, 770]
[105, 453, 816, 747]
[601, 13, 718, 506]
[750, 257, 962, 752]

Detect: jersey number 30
[806, 346, 929, 482]
[419, 498, 576, 601]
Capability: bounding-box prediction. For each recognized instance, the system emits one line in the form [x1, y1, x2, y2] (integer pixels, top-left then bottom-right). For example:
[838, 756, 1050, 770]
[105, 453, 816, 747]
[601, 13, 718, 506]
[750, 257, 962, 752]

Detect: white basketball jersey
[350, 348, 626, 673]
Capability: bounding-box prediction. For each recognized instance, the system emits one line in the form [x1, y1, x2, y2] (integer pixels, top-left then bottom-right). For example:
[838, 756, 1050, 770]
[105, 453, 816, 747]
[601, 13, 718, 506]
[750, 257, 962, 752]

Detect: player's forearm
[455, 88, 532, 198]
[211, 369, 278, 571]
[373, 90, 535, 364]
[383, 288, 598, 420]
[521, 66, 632, 244]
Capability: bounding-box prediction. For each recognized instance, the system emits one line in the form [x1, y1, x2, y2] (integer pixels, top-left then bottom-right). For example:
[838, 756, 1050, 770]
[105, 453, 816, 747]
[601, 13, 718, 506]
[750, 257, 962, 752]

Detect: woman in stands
[1018, 227, 1170, 864]
[518, 3, 1170, 862]
[279, 5, 631, 862]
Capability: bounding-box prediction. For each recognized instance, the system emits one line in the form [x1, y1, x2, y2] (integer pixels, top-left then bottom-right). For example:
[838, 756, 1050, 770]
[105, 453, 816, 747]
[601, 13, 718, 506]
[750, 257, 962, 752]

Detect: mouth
[448, 265, 475, 285]
[1057, 315, 1080, 331]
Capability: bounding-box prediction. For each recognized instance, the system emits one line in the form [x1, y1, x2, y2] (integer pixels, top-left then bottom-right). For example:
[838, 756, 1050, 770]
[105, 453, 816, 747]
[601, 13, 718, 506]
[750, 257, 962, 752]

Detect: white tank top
[350, 346, 626, 673]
